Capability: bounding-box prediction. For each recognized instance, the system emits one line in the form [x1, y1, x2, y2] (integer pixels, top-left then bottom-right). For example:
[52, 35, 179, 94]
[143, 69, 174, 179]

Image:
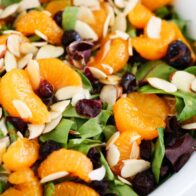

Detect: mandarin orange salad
[0, 0, 195, 195]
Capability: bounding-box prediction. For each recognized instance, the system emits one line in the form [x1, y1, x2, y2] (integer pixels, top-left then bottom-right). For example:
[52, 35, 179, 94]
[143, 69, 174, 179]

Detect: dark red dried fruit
[89, 180, 109, 195]
[140, 140, 152, 161]
[6, 116, 27, 133]
[120, 73, 138, 93]
[87, 148, 101, 169]
[132, 170, 156, 196]
[53, 11, 63, 27]
[37, 80, 54, 99]
[39, 140, 61, 160]
[165, 40, 192, 69]
[76, 99, 102, 118]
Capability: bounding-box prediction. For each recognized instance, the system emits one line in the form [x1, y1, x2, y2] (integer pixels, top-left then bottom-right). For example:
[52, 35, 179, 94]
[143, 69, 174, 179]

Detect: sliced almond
[31, 42, 48, 47]
[101, 40, 111, 61]
[130, 135, 141, 143]
[3, 30, 22, 35]
[50, 100, 70, 113]
[43, 115, 62, 134]
[20, 42, 38, 55]
[117, 176, 132, 185]
[19, 0, 40, 11]
[123, 0, 139, 16]
[55, 86, 83, 101]
[77, 6, 95, 24]
[71, 89, 90, 106]
[0, 108, 2, 119]
[191, 78, 196, 92]
[36, 45, 64, 59]
[100, 75, 121, 85]
[17, 131, 24, 138]
[106, 131, 120, 150]
[146, 16, 162, 39]
[112, 14, 127, 32]
[0, 45, 6, 57]
[74, 20, 98, 41]
[7, 34, 21, 57]
[103, 14, 112, 37]
[182, 122, 196, 130]
[18, 53, 33, 69]
[128, 38, 133, 56]
[130, 141, 140, 159]
[121, 159, 150, 178]
[89, 166, 106, 181]
[147, 77, 177, 93]
[48, 111, 62, 121]
[0, 59, 4, 69]
[0, 4, 19, 19]
[100, 85, 118, 105]
[171, 71, 195, 92]
[105, 3, 115, 26]
[35, 30, 48, 41]
[40, 171, 69, 184]
[26, 60, 40, 89]
[106, 144, 120, 167]
[0, 118, 8, 136]
[73, 0, 100, 9]
[42, 10, 52, 17]
[28, 124, 45, 139]
[101, 64, 113, 74]
[88, 67, 107, 80]
[4, 51, 17, 72]
[114, 0, 125, 8]
[13, 100, 32, 119]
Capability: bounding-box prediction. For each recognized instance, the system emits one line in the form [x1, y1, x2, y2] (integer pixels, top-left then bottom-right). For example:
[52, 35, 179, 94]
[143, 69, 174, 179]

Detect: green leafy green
[185, 66, 196, 75]
[77, 71, 92, 90]
[155, 6, 170, 18]
[103, 125, 116, 141]
[136, 61, 175, 81]
[1, 0, 21, 6]
[126, 25, 137, 38]
[40, 119, 74, 146]
[0, 131, 5, 139]
[152, 128, 165, 183]
[44, 183, 55, 196]
[0, 180, 7, 193]
[139, 85, 196, 121]
[98, 110, 112, 126]
[6, 121, 17, 143]
[62, 6, 79, 31]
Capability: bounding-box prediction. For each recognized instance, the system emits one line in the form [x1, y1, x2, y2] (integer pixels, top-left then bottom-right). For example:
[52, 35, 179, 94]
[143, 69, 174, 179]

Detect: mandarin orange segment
[133, 21, 176, 60]
[128, 3, 153, 29]
[54, 182, 99, 196]
[0, 69, 49, 124]
[88, 36, 129, 74]
[113, 93, 169, 140]
[141, 0, 172, 11]
[46, 0, 71, 16]
[3, 138, 39, 171]
[38, 149, 93, 182]
[0, 34, 9, 45]
[15, 11, 63, 45]
[2, 168, 42, 196]
[37, 58, 82, 90]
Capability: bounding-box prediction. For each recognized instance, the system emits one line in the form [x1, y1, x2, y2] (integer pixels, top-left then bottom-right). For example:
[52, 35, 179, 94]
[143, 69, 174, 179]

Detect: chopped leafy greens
[1, 0, 21, 6]
[44, 183, 55, 196]
[152, 128, 165, 183]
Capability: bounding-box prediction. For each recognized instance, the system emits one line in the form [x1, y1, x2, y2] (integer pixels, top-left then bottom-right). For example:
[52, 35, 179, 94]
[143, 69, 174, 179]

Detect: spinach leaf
[1, 0, 21, 6]
[98, 110, 112, 126]
[103, 125, 116, 141]
[62, 6, 78, 31]
[79, 118, 102, 139]
[44, 183, 55, 196]
[152, 128, 165, 183]
[77, 70, 92, 90]
[136, 61, 175, 81]
[155, 6, 170, 18]
[40, 119, 74, 147]
[0, 181, 7, 193]
[185, 66, 196, 75]
[139, 85, 196, 121]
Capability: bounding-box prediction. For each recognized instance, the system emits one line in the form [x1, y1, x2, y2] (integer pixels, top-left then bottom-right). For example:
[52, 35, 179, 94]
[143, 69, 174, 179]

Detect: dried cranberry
[62, 30, 81, 48]
[132, 170, 156, 196]
[165, 40, 192, 69]
[37, 80, 54, 99]
[6, 116, 27, 133]
[84, 67, 97, 83]
[87, 148, 101, 169]
[120, 73, 138, 93]
[90, 180, 109, 195]
[53, 11, 63, 27]
[39, 140, 61, 160]
[76, 99, 102, 118]
[140, 141, 152, 161]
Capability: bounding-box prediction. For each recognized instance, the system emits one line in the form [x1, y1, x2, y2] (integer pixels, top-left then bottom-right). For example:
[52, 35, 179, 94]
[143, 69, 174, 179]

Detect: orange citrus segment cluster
[113, 93, 169, 140]
[37, 58, 82, 90]
[38, 149, 93, 182]
[3, 138, 39, 171]
[132, 21, 176, 60]
[88, 36, 129, 74]
[2, 168, 42, 196]
[141, 0, 172, 11]
[128, 3, 153, 29]
[0, 69, 49, 124]
[54, 182, 99, 196]
[15, 11, 63, 45]
[45, 0, 71, 16]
